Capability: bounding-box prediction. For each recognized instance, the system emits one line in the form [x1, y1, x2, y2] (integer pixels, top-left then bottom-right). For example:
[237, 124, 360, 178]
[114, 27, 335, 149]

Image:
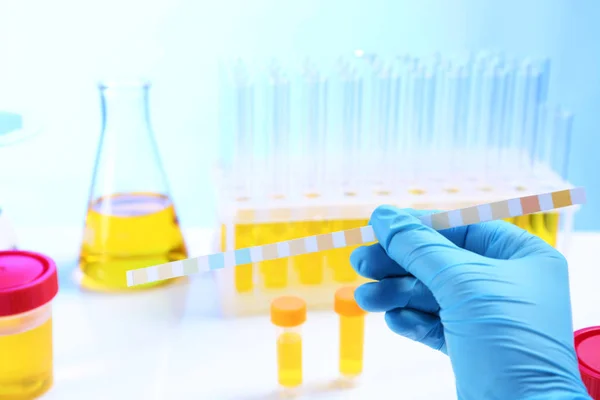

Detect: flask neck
[99, 82, 152, 138]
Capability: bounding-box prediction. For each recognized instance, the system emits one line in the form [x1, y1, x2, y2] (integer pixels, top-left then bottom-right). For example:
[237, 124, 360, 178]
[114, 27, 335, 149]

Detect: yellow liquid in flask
[79, 192, 188, 290]
[0, 318, 53, 399]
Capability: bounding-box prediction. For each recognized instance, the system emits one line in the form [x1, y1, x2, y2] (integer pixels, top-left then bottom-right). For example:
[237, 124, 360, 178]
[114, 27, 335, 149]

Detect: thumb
[370, 205, 472, 285]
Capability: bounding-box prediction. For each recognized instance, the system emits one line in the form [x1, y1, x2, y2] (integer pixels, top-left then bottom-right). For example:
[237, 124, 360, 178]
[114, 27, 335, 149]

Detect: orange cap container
[334, 286, 366, 317]
[270, 296, 307, 328]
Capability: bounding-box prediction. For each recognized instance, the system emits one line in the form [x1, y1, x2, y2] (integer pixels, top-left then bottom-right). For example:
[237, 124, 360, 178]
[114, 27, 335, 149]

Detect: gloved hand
[351, 206, 591, 400]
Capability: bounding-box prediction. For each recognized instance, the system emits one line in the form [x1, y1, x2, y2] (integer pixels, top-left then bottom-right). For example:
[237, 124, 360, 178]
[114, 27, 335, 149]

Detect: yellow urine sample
[326, 219, 369, 283]
[271, 296, 306, 388]
[233, 223, 256, 293]
[530, 213, 553, 246]
[258, 222, 290, 289]
[545, 212, 560, 248]
[0, 315, 53, 399]
[79, 192, 188, 290]
[335, 286, 366, 377]
[513, 215, 532, 232]
[292, 220, 325, 285]
[277, 331, 303, 387]
[339, 315, 365, 376]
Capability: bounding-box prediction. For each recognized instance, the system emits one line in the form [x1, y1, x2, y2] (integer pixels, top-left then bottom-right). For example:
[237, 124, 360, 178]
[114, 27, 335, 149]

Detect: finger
[384, 308, 447, 353]
[463, 220, 559, 260]
[370, 206, 469, 285]
[354, 277, 439, 313]
[350, 243, 410, 281]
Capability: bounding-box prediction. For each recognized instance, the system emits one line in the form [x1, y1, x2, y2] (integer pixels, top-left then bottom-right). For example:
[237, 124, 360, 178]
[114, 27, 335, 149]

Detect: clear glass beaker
[79, 80, 188, 291]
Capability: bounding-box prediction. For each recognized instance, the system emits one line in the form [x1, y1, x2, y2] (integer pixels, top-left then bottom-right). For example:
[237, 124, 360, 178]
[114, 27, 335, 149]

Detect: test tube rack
[214, 52, 578, 317]
[213, 170, 579, 317]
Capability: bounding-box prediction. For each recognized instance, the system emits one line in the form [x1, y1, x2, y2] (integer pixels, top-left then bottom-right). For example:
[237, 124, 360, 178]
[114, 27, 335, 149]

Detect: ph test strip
[126, 187, 586, 287]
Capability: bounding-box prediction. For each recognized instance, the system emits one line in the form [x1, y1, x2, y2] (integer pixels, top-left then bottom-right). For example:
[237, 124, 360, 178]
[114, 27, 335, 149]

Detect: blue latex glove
[351, 206, 591, 400]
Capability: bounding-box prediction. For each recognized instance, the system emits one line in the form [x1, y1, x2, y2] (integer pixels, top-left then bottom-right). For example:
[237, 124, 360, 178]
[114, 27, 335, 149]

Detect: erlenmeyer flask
[79, 80, 188, 290]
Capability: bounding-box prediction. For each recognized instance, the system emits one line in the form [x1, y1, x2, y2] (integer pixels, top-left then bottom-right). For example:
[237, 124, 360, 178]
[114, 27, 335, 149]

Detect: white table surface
[13, 228, 600, 400]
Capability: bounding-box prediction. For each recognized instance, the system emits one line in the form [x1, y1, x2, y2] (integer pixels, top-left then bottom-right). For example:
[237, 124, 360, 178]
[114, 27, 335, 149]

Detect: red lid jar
[575, 326, 600, 399]
[0, 250, 58, 317]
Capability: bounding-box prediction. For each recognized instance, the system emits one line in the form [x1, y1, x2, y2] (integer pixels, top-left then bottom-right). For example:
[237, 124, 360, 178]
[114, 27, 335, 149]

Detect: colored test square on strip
[570, 187, 586, 204]
[262, 243, 279, 261]
[538, 193, 554, 211]
[130, 268, 148, 285]
[520, 195, 541, 214]
[288, 239, 306, 256]
[430, 212, 451, 230]
[459, 207, 479, 225]
[208, 253, 225, 270]
[507, 198, 523, 216]
[316, 234, 334, 251]
[344, 228, 364, 246]
[551, 189, 572, 209]
[157, 263, 174, 280]
[490, 200, 510, 220]
[182, 258, 199, 274]
[234, 248, 252, 265]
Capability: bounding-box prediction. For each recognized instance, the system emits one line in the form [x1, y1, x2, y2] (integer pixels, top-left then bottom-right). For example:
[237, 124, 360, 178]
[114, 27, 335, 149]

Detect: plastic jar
[0, 250, 59, 399]
[270, 296, 306, 389]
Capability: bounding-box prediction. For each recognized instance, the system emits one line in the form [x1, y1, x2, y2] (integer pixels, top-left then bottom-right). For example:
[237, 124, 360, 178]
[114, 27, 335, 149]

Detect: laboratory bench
[15, 228, 600, 400]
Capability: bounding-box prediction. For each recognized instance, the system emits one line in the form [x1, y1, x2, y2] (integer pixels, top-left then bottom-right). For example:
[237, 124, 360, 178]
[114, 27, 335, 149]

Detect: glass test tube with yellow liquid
[270, 296, 306, 389]
[334, 286, 367, 379]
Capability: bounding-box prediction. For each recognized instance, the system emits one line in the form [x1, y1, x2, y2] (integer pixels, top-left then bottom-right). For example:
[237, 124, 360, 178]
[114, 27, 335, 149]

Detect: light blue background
[0, 0, 598, 230]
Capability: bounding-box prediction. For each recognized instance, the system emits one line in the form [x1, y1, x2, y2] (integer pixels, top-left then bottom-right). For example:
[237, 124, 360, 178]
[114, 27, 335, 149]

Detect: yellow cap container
[270, 296, 306, 389]
[334, 286, 367, 378]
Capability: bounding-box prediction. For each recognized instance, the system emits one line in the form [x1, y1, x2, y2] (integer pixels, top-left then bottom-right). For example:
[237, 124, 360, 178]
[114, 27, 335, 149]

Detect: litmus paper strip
[126, 187, 586, 287]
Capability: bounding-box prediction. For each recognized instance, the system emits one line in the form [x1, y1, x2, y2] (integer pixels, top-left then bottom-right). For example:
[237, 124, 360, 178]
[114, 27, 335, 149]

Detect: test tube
[513, 63, 543, 183]
[388, 56, 412, 188]
[298, 59, 327, 197]
[0, 251, 59, 399]
[231, 60, 257, 292]
[483, 65, 509, 180]
[265, 60, 291, 198]
[335, 286, 367, 378]
[339, 60, 365, 194]
[271, 296, 306, 389]
[498, 61, 517, 175]
[551, 109, 574, 180]
[464, 53, 491, 180]
[373, 61, 394, 191]
[232, 59, 255, 198]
